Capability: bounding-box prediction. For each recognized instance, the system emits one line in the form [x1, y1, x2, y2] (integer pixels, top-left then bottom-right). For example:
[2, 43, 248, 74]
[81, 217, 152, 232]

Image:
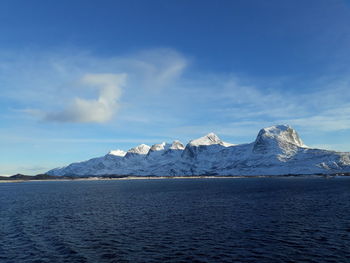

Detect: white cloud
[286, 105, 350, 132]
[0, 48, 188, 124]
[123, 48, 187, 89]
[44, 73, 126, 123]
[1, 47, 350, 137]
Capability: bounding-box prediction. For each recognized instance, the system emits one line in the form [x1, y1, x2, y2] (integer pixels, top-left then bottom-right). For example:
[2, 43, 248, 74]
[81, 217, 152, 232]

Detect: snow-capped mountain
[47, 125, 350, 177]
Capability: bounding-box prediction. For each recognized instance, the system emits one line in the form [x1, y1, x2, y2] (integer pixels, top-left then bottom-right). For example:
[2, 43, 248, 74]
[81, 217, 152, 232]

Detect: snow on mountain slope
[182, 133, 233, 160]
[47, 125, 350, 177]
[127, 144, 151, 155]
[124, 144, 151, 159]
[150, 142, 169, 152]
[170, 140, 185, 150]
[147, 142, 171, 159]
[189, 132, 232, 147]
[48, 152, 126, 176]
[108, 150, 127, 157]
[252, 125, 307, 163]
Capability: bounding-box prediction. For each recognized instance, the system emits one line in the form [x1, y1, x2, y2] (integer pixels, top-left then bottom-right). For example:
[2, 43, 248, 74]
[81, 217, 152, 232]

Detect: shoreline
[0, 174, 346, 183]
[0, 176, 244, 183]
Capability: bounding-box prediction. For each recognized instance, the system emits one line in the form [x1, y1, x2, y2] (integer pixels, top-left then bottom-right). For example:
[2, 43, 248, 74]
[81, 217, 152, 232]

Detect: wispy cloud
[199, 75, 350, 132]
[286, 104, 350, 132]
[44, 73, 126, 123]
[1, 47, 350, 149]
[0, 48, 188, 124]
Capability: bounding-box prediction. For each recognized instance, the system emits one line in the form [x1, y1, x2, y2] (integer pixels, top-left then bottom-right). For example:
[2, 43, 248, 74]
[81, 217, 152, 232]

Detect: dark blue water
[1, 177, 350, 263]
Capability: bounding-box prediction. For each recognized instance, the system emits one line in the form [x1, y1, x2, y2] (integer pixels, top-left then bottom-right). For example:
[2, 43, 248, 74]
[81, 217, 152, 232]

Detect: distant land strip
[1, 173, 350, 183]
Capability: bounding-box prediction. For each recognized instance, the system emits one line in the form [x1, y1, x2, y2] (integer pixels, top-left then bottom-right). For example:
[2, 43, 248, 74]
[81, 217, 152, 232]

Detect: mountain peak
[170, 140, 185, 150]
[253, 125, 305, 153]
[262, 124, 292, 134]
[189, 132, 222, 146]
[149, 142, 170, 152]
[127, 144, 151, 155]
[262, 125, 303, 146]
[108, 149, 127, 157]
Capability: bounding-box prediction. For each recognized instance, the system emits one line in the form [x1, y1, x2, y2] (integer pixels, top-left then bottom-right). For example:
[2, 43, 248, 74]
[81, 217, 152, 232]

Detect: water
[0, 177, 350, 263]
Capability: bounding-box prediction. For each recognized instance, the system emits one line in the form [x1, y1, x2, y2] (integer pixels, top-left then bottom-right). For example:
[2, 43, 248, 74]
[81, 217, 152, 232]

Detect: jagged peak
[149, 142, 170, 152]
[127, 144, 151, 155]
[108, 149, 127, 157]
[170, 140, 185, 150]
[189, 132, 222, 146]
[189, 132, 233, 147]
[261, 124, 292, 135]
[254, 124, 305, 149]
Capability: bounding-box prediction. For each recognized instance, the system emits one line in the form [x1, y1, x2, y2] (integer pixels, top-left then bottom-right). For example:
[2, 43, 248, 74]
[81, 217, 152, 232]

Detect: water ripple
[1, 177, 350, 262]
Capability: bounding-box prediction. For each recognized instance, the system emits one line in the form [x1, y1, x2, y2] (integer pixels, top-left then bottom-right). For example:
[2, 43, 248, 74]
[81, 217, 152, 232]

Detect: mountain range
[47, 125, 350, 177]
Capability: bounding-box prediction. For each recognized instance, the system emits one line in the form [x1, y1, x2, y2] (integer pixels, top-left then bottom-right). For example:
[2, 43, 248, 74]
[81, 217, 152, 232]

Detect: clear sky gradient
[1, 0, 350, 175]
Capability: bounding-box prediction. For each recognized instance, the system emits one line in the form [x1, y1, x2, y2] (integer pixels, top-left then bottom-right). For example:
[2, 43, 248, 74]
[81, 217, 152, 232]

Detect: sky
[1, 0, 350, 175]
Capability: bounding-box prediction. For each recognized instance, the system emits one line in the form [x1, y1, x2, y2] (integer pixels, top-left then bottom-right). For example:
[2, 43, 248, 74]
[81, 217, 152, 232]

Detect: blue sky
[1, 0, 350, 175]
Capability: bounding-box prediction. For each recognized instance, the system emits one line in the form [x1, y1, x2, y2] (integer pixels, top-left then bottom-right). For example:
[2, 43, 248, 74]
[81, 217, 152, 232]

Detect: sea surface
[1, 177, 350, 263]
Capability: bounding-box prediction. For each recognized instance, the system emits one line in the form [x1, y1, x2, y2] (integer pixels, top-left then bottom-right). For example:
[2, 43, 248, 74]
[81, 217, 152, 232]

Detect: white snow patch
[127, 144, 151, 155]
[108, 150, 127, 157]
